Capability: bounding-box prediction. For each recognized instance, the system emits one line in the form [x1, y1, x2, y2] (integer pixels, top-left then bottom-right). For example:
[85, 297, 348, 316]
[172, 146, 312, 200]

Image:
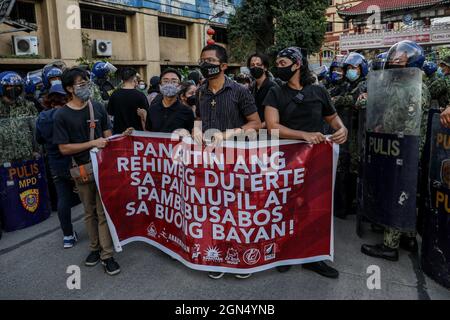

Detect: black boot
[302, 261, 339, 279]
[361, 244, 399, 261]
[399, 236, 418, 253]
[370, 223, 384, 234]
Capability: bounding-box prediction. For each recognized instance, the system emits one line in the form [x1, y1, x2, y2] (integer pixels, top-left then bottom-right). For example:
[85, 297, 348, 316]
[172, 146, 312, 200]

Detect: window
[159, 22, 187, 39]
[214, 27, 228, 44]
[322, 50, 334, 60]
[9, 1, 36, 23]
[343, 20, 350, 30]
[81, 8, 127, 33]
[326, 22, 333, 33]
[329, 0, 334, 5]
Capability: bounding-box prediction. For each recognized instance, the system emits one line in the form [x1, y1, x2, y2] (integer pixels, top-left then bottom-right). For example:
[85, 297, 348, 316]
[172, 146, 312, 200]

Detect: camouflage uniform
[332, 79, 366, 217]
[426, 73, 449, 109]
[333, 79, 367, 173]
[0, 97, 39, 164]
[91, 83, 108, 108]
[383, 81, 431, 249]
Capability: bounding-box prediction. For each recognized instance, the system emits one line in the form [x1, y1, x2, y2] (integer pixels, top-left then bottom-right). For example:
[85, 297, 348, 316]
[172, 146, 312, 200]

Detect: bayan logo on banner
[91, 133, 338, 273]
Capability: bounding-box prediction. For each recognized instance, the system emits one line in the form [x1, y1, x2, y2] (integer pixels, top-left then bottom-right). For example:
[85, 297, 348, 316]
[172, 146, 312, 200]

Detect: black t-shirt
[107, 88, 150, 134]
[147, 96, 195, 133]
[53, 102, 112, 165]
[251, 78, 279, 122]
[263, 83, 336, 132]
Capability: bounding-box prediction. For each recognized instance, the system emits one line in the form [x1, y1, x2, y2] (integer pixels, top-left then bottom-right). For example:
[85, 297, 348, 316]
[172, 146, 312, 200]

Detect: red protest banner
[91, 133, 337, 274]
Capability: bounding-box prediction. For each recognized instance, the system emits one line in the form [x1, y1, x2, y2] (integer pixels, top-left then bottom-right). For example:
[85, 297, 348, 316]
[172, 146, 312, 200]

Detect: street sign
[0, 0, 15, 25]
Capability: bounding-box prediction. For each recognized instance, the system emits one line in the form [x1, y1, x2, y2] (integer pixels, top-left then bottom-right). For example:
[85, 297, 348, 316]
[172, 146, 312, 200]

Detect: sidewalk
[0, 205, 449, 300]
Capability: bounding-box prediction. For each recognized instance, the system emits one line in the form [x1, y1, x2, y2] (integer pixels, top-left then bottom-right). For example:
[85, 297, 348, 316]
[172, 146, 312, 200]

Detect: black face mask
[5, 86, 22, 101]
[186, 95, 197, 106]
[276, 65, 297, 82]
[200, 62, 221, 79]
[250, 67, 265, 79]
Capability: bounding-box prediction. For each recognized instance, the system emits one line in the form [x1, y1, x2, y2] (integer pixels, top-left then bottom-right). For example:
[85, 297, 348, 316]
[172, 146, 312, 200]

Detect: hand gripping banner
[91, 132, 338, 274]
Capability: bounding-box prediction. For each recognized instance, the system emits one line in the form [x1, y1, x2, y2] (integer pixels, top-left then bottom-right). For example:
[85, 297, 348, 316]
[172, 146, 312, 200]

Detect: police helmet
[343, 52, 369, 77]
[385, 40, 425, 69]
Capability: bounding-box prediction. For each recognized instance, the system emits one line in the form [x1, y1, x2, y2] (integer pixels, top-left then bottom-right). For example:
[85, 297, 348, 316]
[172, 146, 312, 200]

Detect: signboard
[340, 25, 450, 51]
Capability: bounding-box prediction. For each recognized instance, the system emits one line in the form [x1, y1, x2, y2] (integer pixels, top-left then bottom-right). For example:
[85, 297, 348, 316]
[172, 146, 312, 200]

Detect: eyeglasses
[161, 79, 180, 85]
[198, 58, 221, 65]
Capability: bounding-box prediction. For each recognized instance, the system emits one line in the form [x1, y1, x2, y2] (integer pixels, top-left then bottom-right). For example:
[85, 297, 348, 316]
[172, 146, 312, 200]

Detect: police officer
[42, 66, 63, 91]
[361, 41, 431, 261]
[423, 60, 448, 110]
[332, 53, 368, 219]
[90, 61, 117, 107]
[24, 74, 44, 113]
[316, 65, 330, 88]
[371, 52, 388, 71]
[0, 72, 39, 164]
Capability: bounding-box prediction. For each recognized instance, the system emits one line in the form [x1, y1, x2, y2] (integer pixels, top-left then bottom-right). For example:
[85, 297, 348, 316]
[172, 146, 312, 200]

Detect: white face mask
[139, 84, 146, 90]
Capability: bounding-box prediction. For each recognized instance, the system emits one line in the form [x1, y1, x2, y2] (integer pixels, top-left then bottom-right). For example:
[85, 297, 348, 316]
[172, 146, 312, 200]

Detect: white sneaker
[208, 272, 225, 280]
[63, 232, 78, 249]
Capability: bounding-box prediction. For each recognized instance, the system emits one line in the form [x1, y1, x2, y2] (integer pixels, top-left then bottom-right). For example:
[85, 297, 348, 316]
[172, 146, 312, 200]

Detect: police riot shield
[421, 113, 450, 288]
[356, 98, 367, 237]
[417, 105, 441, 236]
[334, 102, 354, 218]
[362, 68, 422, 232]
[0, 115, 51, 232]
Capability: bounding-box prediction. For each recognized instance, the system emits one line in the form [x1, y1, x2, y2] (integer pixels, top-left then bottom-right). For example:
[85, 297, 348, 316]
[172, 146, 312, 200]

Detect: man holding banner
[265, 47, 348, 278]
[194, 44, 261, 279]
[54, 68, 121, 276]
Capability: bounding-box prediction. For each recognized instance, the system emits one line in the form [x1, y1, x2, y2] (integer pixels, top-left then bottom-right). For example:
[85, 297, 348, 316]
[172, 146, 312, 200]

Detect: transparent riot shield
[421, 113, 450, 289]
[362, 68, 422, 232]
[0, 115, 38, 164]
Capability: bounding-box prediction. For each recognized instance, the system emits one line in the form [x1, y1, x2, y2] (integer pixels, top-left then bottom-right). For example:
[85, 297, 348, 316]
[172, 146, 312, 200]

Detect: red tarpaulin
[91, 132, 338, 274]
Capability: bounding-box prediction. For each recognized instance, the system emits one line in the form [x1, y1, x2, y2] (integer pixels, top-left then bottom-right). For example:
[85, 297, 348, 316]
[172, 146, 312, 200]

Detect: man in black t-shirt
[247, 52, 279, 125]
[145, 69, 194, 133]
[107, 67, 150, 134]
[53, 68, 121, 276]
[265, 47, 348, 279]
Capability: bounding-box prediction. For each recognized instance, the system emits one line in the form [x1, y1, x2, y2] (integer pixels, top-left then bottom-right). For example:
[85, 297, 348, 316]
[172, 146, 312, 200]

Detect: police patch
[440, 159, 450, 189]
[20, 189, 39, 213]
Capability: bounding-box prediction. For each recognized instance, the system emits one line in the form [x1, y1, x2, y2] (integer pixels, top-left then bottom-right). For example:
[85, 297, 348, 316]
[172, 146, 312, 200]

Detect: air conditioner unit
[94, 39, 113, 57]
[12, 36, 38, 56]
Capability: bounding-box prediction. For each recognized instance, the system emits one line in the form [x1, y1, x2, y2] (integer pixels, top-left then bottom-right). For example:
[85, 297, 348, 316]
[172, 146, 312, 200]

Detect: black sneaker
[101, 257, 121, 276]
[361, 244, 399, 261]
[276, 266, 292, 273]
[85, 251, 100, 267]
[302, 261, 339, 279]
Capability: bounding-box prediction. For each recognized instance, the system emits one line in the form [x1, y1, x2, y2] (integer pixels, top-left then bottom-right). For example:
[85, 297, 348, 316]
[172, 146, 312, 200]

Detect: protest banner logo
[147, 222, 157, 238]
[243, 248, 261, 265]
[191, 244, 201, 259]
[264, 243, 276, 261]
[203, 246, 223, 263]
[440, 159, 450, 189]
[225, 248, 240, 265]
[19, 189, 39, 213]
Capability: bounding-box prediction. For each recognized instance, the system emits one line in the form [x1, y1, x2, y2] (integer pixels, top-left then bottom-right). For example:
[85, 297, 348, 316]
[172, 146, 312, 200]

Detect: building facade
[0, 0, 238, 79]
[337, 0, 450, 54]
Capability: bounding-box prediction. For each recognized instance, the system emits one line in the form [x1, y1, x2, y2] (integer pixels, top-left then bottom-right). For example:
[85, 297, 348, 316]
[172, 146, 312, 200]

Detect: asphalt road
[1, 205, 449, 300]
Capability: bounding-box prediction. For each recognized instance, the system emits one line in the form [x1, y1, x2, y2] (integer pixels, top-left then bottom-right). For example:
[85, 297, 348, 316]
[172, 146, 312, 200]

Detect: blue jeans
[52, 172, 76, 237]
